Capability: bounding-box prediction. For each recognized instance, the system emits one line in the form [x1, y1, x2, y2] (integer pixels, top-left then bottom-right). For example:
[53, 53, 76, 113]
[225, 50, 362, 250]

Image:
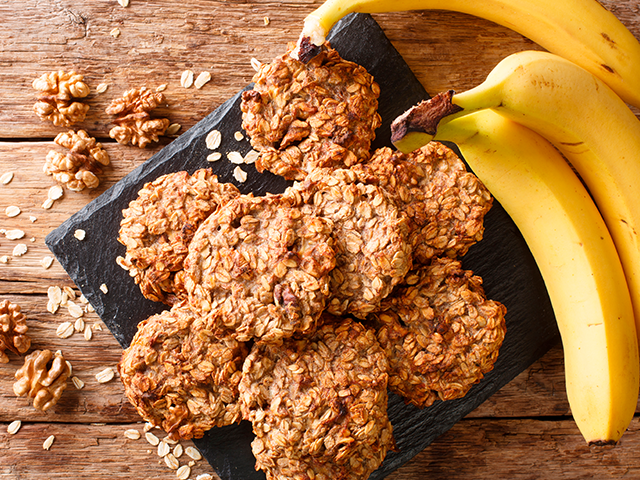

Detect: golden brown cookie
[183, 194, 336, 343]
[118, 304, 248, 440]
[354, 142, 493, 264]
[241, 42, 381, 180]
[371, 257, 507, 408]
[117, 169, 240, 305]
[239, 317, 394, 480]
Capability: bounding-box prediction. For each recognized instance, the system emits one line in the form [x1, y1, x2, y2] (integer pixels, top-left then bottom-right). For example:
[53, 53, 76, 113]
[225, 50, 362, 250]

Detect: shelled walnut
[105, 86, 170, 148]
[0, 300, 30, 363]
[14, 349, 71, 411]
[44, 129, 110, 191]
[32, 70, 90, 127]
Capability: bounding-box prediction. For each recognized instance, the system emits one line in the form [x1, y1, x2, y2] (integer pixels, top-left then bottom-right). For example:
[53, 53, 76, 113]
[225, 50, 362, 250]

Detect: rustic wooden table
[1, 1, 640, 479]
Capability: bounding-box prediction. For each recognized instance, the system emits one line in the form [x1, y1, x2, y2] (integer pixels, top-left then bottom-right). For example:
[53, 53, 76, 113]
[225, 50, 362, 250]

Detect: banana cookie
[183, 194, 336, 343]
[286, 169, 413, 318]
[117, 169, 240, 305]
[118, 304, 248, 440]
[353, 142, 493, 264]
[240, 42, 381, 181]
[239, 317, 394, 480]
[370, 257, 507, 408]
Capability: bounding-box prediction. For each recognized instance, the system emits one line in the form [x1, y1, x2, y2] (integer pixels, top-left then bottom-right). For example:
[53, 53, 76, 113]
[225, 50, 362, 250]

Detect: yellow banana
[293, 0, 640, 109]
[390, 50, 640, 352]
[431, 110, 639, 444]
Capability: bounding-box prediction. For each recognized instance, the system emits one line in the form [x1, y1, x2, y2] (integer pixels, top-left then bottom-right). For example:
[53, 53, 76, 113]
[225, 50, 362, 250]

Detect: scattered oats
[143, 422, 155, 433]
[158, 441, 171, 457]
[86, 303, 95, 313]
[7, 420, 21, 435]
[180, 70, 194, 88]
[72, 376, 85, 390]
[146, 432, 160, 446]
[194, 71, 211, 89]
[95, 367, 115, 384]
[166, 123, 181, 135]
[263, 16, 270, 26]
[250, 57, 262, 72]
[206, 152, 222, 162]
[93, 323, 102, 331]
[30, 237, 36, 243]
[84, 324, 93, 341]
[176, 465, 191, 479]
[244, 149, 259, 164]
[124, 429, 141, 440]
[117, 0, 129, 7]
[98, 283, 108, 295]
[156, 84, 168, 92]
[110, 27, 121, 38]
[188, 461, 195, 467]
[43, 434, 55, 450]
[96, 83, 109, 94]
[42, 198, 54, 210]
[232, 166, 247, 183]
[233, 131, 244, 141]
[48, 286, 62, 304]
[173, 443, 183, 458]
[1, 172, 14, 185]
[185, 446, 202, 461]
[6, 206, 20, 217]
[164, 453, 179, 470]
[29, 216, 37, 222]
[74, 317, 85, 333]
[66, 361, 73, 377]
[5, 229, 25, 240]
[0, 256, 9, 264]
[12, 244, 27, 257]
[56, 321, 74, 339]
[78, 294, 88, 304]
[205, 130, 222, 150]
[74, 229, 86, 241]
[227, 151, 244, 164]
[196, 475, 214, 480]
[49, 185, 64, 200]
[67, 301, 84, 319]
[163, 436, 178, 445]
[41, 256, 54, 269]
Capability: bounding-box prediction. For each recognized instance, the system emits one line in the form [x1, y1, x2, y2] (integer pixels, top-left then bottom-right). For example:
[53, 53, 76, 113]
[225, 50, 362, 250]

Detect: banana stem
[390, 88, 499, 152]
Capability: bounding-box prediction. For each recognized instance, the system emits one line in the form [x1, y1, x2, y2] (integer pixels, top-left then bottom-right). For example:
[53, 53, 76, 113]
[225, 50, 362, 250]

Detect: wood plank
[0, 422, 220, 480]
[387, 418, 640, 480]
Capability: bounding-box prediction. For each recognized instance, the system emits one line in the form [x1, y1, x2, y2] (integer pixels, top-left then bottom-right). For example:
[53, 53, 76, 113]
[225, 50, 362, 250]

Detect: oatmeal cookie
[287, 169, 412, 318]
[353, 142, 493, 264]
[117, 169, 240, 305]
[241, 42, 381, 180]
[183, 194, 335, 343]
[239, 317, 394, 480]
[371, 257, 507, 408]
[118, 304, 248, 440]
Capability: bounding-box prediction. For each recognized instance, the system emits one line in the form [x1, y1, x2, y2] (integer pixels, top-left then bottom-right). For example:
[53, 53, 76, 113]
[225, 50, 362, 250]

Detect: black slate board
[46, 13, 560, 480]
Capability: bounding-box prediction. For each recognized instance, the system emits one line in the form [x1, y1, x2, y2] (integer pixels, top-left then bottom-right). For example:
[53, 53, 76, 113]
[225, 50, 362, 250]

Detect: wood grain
[1, 0, 640, 479]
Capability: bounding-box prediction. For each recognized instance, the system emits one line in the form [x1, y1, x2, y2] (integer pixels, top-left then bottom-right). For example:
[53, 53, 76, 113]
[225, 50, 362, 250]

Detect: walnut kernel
[13, 349, 71, 411]
[32, 70, 90, 127]
[0, 300, 31, 363]
[106, 87, 170, 148]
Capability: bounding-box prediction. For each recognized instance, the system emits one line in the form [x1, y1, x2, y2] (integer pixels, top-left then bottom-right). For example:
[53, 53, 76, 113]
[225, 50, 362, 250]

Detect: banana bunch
[293, 0, 640, 109]
[295, 0, 640, 445]
[389, 50, 640, 444]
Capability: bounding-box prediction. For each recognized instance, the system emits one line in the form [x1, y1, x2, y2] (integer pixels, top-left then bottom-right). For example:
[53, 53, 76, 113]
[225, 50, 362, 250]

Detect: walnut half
[106, 87, 170, 148]
[0, 300, 30, 363]
[44, 129, 110, 191]
[32, 70, 90, 127]
[14, 349, 71, 411]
